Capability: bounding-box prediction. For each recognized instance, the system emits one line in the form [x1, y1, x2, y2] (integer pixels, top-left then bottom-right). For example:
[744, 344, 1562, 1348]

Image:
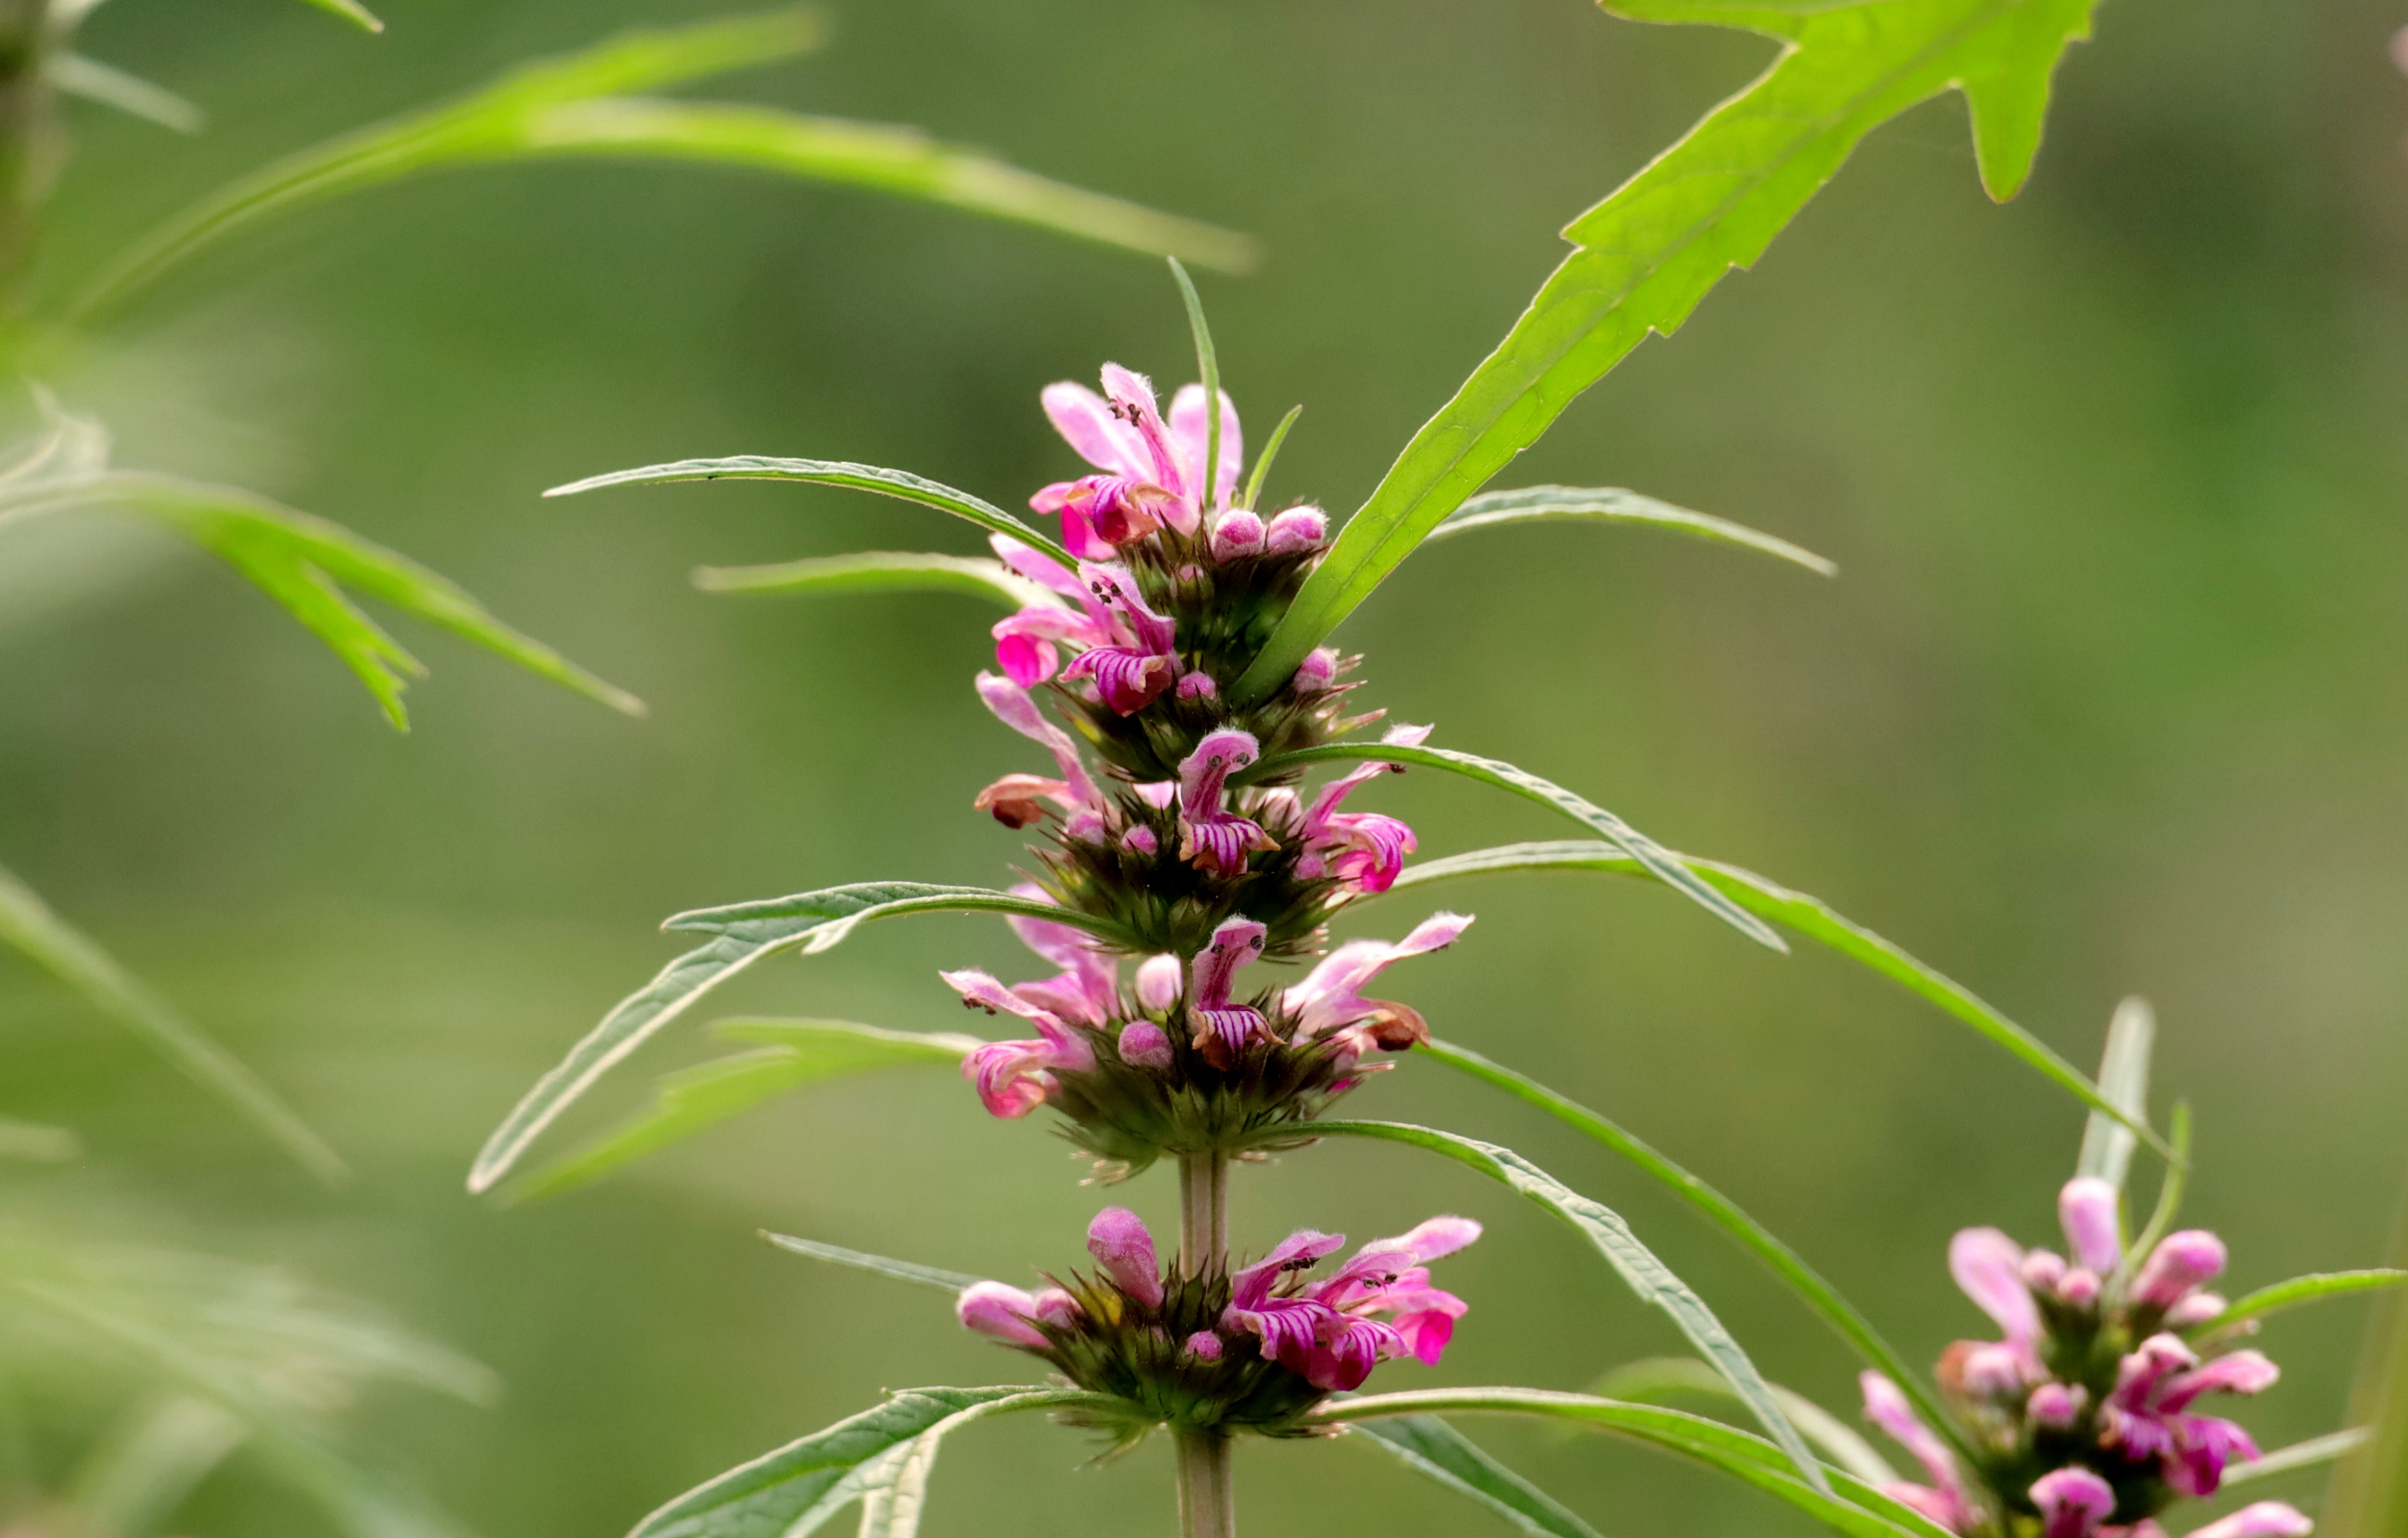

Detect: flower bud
[1183, 1331, 1224, 1362]
[2030, 1467, 2116, 1538]
[2057, 1267, 2102, 1307]
[1135, 954, 1184, 1013]
[1291, 647, 1339, 692]
[959, 1281, 1060, 1348]
[2132, 1230, 2227, 1308]
[1122, 824, 1160, 855]
[2021, 1248, 2068, 1293]
[1209, 509, 1266, 561]
[1177, 670, 1219, 701]
[2058, 1176, 2124, 1274]
[2026, 1381, 2086, 1428]
[2188, 1503, 2313, 1538]
[2165, 1290, 2229, 1329]
[1264, 505, 1327, 553]
[1087, 1207, 1164, 1309]
[1117, 1020, 1174, 1072]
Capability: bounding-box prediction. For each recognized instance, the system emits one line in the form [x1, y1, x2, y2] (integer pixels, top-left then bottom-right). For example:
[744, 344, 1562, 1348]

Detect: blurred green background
[3, 0, 2404, 1532]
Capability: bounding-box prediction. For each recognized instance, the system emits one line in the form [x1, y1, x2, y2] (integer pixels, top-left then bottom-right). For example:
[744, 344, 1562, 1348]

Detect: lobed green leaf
[1424, 486, 1835, 576]
[545, 457, 1077, 572]
[692, 550, 1056, 609]
[1306, 1119, 1828, 1495]
[1387, 841, 2159, 1151]
[0, 861, 344, 1181]
[467, 884, 1135, 1194]
[1235, 746, 1786, 951]
[1348, 1416, 1605, 1538]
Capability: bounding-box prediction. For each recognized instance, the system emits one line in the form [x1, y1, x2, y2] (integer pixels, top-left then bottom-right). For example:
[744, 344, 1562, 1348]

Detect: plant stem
[0, 0, 56, 300]
[1175, 1150, 1234, 1537]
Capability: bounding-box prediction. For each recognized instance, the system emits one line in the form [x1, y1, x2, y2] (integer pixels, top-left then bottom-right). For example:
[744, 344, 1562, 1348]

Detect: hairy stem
[1176, 1150, 1234, 1537]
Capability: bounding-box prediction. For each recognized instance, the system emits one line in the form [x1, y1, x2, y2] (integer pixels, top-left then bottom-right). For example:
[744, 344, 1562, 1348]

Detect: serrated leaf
[1417, 1038, 1971, 1458]
[545, 458, 1077, 573]
[1313, 1389, 1950, 1538]
[2216, 1427, 2371, 1487]
[1231, 0, 2103, 701]
[1424, 486, 1836, 576]
[0, 860, 344, 1181]
[1388, 841, 2159, 1152]
[70, 9, 1253, 320]
[2208, 1271, 2408, 1333]
[296, 0, 385, 32]
[2075, 997, 2153, 1189]
[1234, 746, 1787, 952]
[692, 550, 1057, 609]
[1348, 1416, 1605, 1538]
[0, 470, 643, 729]
[467, 883, 1137, 1194]
[53, 55, 206, 134]
[626, 1386, 1095, 1538]
[761, 1233, 980, 1293]
[1589, 1357, 1899, 1487]
[1307, 1119, 1828, 1495]
[510, 1020, 980, 1200]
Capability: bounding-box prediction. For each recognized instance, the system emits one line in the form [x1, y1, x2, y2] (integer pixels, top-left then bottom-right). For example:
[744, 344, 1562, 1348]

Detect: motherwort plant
[463, 0, 2407, 1533]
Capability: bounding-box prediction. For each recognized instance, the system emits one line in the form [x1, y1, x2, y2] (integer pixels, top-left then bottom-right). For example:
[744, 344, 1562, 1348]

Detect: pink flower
[1294, 723, 1429, 894]
[2029, 1468, 2116, 1538]
[1285, 912, 1473, 1055]
[986, 538, 1112, 686]
[1003, 884, 1120, 1027]
[2188, 1504, 2313, 1538]
[1221, 1218, 1480, 1391]
[1860, 1371, 1974, 1533]
[1187, 916, 1268, 1062]
[945, 968, 1097, 1119]
[974, 671, 1103, 835]
[2131, 1230, 2226, 1309]
[1060, 564, 1180, 715]
[958, 1280, 1080, 1348]
[1176, 730, 1276, 875]
[1030, 367, 1239, 545]
[1087, 1207, 1164, 1309]
[1946, 1225, 2043, 1392]
[2100, 1333, 2275, 1496]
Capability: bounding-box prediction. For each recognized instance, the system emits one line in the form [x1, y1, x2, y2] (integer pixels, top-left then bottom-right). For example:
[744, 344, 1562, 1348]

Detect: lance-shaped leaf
[1590, 1357, 1899, 1486]
[2075, 996, 2154, 1189]
[1234, 746, 1786, 951]
[0, 471, 642, 730]
[53, 55, 207, 135]
[295, 0, 385, 32]
[546, 458, 1078, 573]
[1231, 0, 2104, 701]
[1306, 1119, 1828, 1495]
[692, 550, 1056, 609]
[510, 1019, 981, 1200]
[1387, 840, 2158, 1149]
[1348, 1417, 1605, 1538]
[761, 1233, 981, 1293]
[0, 862, 344, 1181]
[627, 1386, 1100, 1538]
[2205, 1271, 2408, 1334]
[1312, 1389, 1950, 1538]
[2216, 1428, 2372, 1488]
[851, 1429, 944, 1538]
[1417, 1037, 1971, 1458]
[69, 9, 1253, 321]
[1423, 486, 1835, 576]
[467, 883, 1136, 1194]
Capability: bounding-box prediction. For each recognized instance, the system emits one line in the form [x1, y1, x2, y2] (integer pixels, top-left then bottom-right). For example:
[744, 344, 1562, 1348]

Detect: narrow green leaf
[852, 1429, 944, 1538]
[467, 883, 1133, 1194]
[1312, 1389, 1949, 1538]
[2209, 1272, 2408, 1333]
[0, 1116, 80, 1162]
[544, 457, 1077, 573]
[1240, 404, 1302, 512]
[1230, 0, 2105, 702]
[53, 55, 206, 134]
[505, 100, 1258, 273]
[1590, 1358, 1899, 1487]
[1305, 1119, 1828, 1496]
[0, 471, 643, 729]
[2219, 1428, 2371, 1487]
[761, 1234, 981, 1294]
[692, 550, 1055, 609]
[2112, 1102, 2191, 1303]
[1417, 1038, 1970, 1460]
[1348, 1416, 1605, 1538]
[2075, 996, 2154, 1189]
[1424, 486, 1836, 577]
[69, 1394, 250, 1538]
[510, 1020, 979, 1200]
[626, 1386, 1098, 1538]
[1387, 841, 2161, 1153]
[0, 861, 344, 1182]
[1234, 748, 1786, 952]
[296, 0, 385, 33]
[1169, 257, 1224, 512]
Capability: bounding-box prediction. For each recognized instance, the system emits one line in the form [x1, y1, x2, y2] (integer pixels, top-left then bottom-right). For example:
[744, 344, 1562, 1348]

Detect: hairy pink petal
[1949, 1227, 2039, 1342]
[1264, 504, 1327, 553]
[1860, 1372, 1961, 1497]
[1135, 953, 1183, 1012]
[1042, 380, 1150, 481]
[1117, 1020, 1173, 1071]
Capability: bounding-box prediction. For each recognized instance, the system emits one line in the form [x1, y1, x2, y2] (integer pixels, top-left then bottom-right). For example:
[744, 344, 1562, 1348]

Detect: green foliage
[2210, 1270, 2408, 1333]
[692, 550, 1052, 607]
[760, 1233, 980, 1293]
[2075, 997, 2154, 1190]
[1390, 841, 2159, 1148]
[625, 1386, 1100, 1538]
[294, 0, 387, 33]
[2216, 1428, 2371, 1488]
[1590, 1358, 1898, 1487]
[1234, 746, 1788, 951]
[545, 456, 1078, 571]
[1307, 1119, 1827, 1495]
[68, 9, 1252, 323]
[1417, 1038, 1967, 1455]
[513, 1020, 981, 1200]
[52, 56, 207, 135]
[1348, 1416, 1605, 1538]
[1423, 486, 1837, 576]
[1311, 1388, 1951, 1538]
[0, 861, 343, 1181]
[467, 882, 1137, 1193]
[1233, 0, 2105, 701]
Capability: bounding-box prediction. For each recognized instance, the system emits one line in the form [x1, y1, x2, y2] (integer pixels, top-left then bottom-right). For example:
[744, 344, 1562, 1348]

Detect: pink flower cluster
[1860, 1176, 2303, 1538]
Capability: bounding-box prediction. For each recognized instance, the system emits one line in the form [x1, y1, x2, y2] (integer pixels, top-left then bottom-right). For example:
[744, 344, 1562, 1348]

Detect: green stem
[0, 0, 56, 302]
[1176, 1150, 1233, 1537]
